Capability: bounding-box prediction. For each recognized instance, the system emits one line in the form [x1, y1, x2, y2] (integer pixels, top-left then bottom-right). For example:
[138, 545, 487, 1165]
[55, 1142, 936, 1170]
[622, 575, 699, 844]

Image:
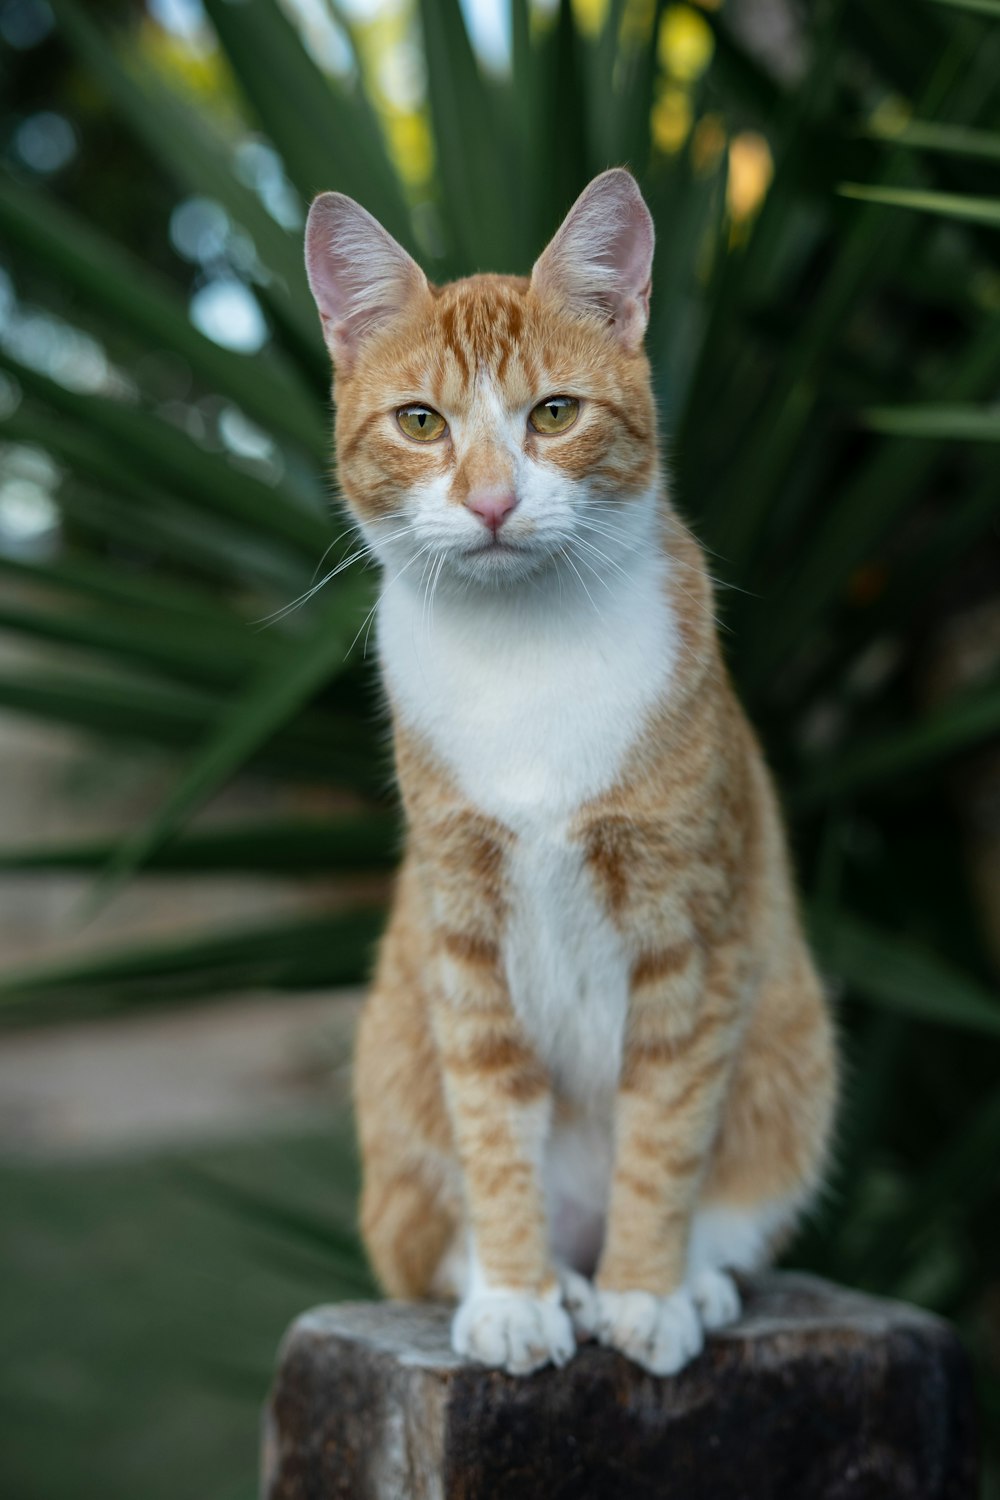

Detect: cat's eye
[397, 404, 447, 442]
[529, 395, 580, 435]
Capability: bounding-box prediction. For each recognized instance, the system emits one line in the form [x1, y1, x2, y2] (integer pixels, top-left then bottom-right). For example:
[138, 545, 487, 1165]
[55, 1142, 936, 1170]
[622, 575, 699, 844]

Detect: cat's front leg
[593, 943, 742, 1375]
[432, 943, 575, 1376]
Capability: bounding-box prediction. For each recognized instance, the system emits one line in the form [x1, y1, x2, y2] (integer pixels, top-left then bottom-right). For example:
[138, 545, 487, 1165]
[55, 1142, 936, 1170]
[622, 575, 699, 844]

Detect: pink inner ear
[603, 192, 655, 309]
[305, 193, 426, 365]
[531, 170, 655, 347]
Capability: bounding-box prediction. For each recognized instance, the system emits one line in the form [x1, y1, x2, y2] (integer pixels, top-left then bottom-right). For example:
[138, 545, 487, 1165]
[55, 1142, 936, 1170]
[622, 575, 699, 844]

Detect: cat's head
[305, 169, 657, 589]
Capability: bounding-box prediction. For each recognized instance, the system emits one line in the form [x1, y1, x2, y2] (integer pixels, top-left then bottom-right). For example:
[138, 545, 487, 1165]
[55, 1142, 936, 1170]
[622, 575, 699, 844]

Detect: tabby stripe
[440, 930, 500, 968]
[631, 943, 694, 988]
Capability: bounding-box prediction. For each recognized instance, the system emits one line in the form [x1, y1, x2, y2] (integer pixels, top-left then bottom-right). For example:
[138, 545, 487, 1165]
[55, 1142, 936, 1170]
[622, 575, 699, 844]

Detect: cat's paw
[688, 1267, 741, 1331]
[451, 1287, 576, 1376]
[557, 1266, 600, 1340]
[592, 1286, 703, 1376]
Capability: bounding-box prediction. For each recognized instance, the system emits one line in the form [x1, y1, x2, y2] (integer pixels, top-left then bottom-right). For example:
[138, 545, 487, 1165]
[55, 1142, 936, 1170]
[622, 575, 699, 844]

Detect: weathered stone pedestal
[262, 1273, 978, 1499]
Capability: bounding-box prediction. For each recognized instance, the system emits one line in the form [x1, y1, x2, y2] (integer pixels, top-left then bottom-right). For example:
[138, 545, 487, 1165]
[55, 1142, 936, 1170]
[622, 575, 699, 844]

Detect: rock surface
[262, 1273, 978, 1499]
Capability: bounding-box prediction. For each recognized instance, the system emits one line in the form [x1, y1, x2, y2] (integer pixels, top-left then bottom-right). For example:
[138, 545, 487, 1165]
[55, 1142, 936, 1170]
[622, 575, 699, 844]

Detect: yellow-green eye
[397, 404, 447, 442]
[529, 395, 580, 435]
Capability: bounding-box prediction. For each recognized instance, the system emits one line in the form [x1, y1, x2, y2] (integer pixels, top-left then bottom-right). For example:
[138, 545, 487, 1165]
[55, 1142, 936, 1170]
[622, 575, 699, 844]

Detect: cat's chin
[448, 538, 555, 587]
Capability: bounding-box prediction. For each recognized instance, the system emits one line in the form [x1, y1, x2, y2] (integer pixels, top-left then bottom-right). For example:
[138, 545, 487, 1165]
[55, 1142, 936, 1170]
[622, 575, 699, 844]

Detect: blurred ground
[0, 700, 315, 971]
[0, 668, 362, 1154]
[0, 988, 360, 1156]
[0, 1125, 372, 1500]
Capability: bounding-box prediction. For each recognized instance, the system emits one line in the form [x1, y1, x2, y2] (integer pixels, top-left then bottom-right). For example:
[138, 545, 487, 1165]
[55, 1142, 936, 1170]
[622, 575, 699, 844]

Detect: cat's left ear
[305, 192, 428, 371]
[530, 168, 654, 349]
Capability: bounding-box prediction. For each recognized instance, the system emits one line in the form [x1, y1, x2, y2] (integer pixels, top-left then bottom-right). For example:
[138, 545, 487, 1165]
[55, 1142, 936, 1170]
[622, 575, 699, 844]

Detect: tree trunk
[262, 1272, 978, 1499]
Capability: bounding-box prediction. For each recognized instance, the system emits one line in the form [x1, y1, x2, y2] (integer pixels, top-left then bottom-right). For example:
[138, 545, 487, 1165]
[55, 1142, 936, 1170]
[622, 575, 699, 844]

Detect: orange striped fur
[306, 170, 837, 1377]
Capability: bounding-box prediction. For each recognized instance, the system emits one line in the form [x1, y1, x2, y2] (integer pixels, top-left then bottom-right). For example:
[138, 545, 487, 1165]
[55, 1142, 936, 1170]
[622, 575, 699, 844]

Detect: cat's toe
[689, 1267, 741, 1331]
[557, 1267, 599, 1339]
[451, 1289, 576, 1376]
[594, 1287, 704, 1376]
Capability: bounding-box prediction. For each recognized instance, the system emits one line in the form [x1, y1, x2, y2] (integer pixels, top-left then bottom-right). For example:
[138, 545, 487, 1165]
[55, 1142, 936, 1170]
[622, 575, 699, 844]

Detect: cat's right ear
[305, 193, 428, 372]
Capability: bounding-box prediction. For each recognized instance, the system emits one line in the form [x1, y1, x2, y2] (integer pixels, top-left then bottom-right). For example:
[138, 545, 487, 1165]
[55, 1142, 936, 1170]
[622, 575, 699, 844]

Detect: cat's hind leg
[354, 893, 463, 1299]
[686, 1196, 799, 1329]
[686, 953, 838, 1329]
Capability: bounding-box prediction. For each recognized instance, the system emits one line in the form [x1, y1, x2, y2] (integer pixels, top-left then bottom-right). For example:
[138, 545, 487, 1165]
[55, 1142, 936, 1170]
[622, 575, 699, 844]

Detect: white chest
[378, 548, 677, 820]
[503, 817, 629, 1101]
[378, 546, 679, 1097]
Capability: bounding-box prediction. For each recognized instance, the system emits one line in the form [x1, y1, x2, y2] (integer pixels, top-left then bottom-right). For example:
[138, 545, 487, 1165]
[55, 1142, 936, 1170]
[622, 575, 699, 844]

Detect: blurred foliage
[0, 1123, 372, 1500]
[2, 0, 1000, 1493]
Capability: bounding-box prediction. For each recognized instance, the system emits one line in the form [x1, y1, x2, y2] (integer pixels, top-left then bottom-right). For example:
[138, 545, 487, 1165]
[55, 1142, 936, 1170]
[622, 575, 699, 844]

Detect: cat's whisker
[253, 547, 370, 628]
[578, 504, 742, 596]
[350, 539, 436, 661]
[420, 546, 446, 646]
[558, 546, 602, 617]
[572, 527, 634, 584]
[576, 515, 730, 644]
[572, 548, 616, 596]
[255, 522, 417, 629]
[308, 507, 403, 586]
[575, 514, 646, 559]
[309, 526, 353, 587]
[427, 548, 448, 638]
[570, 537, 621, 593]
[417, 547, 436, 640]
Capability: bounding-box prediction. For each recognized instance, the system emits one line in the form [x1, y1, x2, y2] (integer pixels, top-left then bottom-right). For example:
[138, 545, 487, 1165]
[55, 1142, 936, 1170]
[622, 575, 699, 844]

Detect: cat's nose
[465, 490, 518, 535]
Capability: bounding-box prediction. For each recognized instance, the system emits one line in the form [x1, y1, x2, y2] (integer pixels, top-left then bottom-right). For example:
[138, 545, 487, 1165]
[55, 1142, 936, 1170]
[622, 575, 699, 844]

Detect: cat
[304, 168, 837, 1378]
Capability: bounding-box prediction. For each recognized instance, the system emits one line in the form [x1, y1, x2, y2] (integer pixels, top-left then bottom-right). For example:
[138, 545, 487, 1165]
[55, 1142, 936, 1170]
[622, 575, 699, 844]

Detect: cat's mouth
[451, 530, 553, 584]
[462, 537, 528, 559]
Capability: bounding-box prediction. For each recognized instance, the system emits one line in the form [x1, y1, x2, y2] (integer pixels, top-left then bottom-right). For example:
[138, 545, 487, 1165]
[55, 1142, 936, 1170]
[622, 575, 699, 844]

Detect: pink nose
[465, 490, 518, 534]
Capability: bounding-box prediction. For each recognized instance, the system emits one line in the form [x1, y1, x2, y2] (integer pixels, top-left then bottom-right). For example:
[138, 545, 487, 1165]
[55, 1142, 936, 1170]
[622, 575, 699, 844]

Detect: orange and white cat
[305, 169, 837, 1377]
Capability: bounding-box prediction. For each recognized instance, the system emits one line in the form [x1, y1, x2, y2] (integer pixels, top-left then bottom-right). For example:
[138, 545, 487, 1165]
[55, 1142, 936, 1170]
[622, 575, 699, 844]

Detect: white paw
[689, 1267, 741, 1331]
[593, 1286, 703, 1376]
[451, 1288, 576, 1375]
[557, 1266, 600, 1339]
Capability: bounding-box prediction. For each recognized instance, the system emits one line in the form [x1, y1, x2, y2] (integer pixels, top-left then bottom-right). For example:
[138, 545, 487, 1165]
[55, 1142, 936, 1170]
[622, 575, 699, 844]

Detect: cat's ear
[530, 169, 654, 349]
[305, 193, 428, 370]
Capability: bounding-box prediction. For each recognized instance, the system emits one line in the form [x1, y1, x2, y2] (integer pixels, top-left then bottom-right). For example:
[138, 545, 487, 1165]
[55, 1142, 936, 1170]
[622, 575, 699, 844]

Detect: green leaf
[0, 550, 258, 626]
[0, 816, 397, 875]
[838, 182, 1000, 228]
[0, 170, 326, 458]
[795, 677, 1000, 806]
[0, 909, 384, 1023]
[417, 0, 517, 270]
[0, 593, 274, 690]
[811, 909, 1000, 1038]
[201, 0, 412, 249]
[867, 1088, 1000, 1286]
[743, 308, 1000, 687]
[0, 667, 226, 749]
[173, 1163, 373, 1291]
[860, 117, 1000, 163]
[676, 0, 845, 491]
[0, 666, 371, 781]
[925, 0, 1000, 16]
[702, 3, 787, 118]
[583, 0, 668, 173]
[90, 579, 374, 904]
[863, 404, 1000, 439]
[529, 0, 592, 243]
[47, 0, 322, 365]
[0, 351, 330, 556]
[0, 450, 303, 596]
[697, 25, 983, 573]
